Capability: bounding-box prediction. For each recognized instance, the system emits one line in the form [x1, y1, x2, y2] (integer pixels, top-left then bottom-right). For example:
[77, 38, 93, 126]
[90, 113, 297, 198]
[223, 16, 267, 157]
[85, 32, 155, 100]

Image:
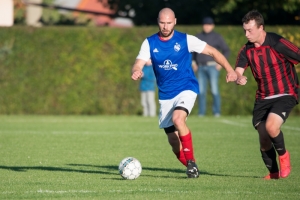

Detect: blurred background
[2, 0, 300, 27]
[0, 0, 299, 116]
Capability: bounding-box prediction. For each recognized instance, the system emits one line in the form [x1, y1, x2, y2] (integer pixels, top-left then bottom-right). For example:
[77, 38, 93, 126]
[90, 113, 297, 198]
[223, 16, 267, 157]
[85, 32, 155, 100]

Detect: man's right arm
[132, 39, 151, 80]
[235, 67, 247, 85]
[131, 59, 147, 80]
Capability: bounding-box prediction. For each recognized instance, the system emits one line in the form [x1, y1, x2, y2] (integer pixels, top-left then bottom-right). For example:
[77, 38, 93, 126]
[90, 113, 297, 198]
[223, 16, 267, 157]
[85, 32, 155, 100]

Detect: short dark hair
[242, 10, 264, 29]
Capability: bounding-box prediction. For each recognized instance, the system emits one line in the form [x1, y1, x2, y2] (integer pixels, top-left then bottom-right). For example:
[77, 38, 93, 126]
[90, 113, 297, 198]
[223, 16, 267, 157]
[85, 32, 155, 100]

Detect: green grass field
[0, 115, 299, 200]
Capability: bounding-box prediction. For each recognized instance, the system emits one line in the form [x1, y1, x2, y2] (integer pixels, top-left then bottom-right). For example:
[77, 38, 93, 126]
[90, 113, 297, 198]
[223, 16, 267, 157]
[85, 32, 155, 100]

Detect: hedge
[0, 25, 299, 115]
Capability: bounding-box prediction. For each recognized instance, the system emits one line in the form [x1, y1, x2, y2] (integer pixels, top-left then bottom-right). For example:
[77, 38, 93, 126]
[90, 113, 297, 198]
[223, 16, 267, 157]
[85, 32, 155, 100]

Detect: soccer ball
[118, 157, 142, 180]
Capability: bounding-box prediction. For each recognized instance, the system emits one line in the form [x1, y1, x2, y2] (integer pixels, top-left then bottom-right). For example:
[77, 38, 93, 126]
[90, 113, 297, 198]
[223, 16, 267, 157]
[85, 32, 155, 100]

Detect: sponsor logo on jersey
[174, 43, 181, 52]
[158, 60, 178, 70]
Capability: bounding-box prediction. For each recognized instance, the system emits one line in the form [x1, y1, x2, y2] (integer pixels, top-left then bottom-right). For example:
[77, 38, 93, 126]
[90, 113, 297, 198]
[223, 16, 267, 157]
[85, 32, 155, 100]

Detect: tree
[105, 0, 300, 25]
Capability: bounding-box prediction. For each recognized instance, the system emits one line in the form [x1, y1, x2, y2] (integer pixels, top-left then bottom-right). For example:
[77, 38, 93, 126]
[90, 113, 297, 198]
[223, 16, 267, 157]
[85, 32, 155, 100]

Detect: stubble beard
[160, 28, 174, 39]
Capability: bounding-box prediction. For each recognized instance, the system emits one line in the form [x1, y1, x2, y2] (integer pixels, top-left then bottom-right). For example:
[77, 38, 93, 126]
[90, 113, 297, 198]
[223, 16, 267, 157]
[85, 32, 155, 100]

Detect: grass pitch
[0, 115, 299, 199]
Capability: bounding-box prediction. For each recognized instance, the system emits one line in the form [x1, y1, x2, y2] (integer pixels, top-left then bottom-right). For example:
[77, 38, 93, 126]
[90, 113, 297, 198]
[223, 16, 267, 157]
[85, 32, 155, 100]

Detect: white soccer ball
[118, 157, 142, 180]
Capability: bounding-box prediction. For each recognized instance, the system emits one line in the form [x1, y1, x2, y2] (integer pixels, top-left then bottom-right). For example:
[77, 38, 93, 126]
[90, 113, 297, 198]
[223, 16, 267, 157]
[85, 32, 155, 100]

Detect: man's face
[203, 24, 214, 33]
[157, 14, 176, 38]
[243, 19, 263, 43]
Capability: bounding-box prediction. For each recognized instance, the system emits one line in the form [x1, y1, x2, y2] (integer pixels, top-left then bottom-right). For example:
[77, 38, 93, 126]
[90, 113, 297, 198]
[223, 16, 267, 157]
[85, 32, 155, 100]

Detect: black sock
[270, 131, 286, 156]
[261, 147, 279, 173]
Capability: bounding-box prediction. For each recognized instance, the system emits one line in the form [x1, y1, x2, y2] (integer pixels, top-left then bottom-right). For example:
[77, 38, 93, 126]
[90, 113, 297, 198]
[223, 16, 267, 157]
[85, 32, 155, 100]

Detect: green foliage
[0, 25, 299, 115]
[0, 115, 300, 199]
[110, 0, 300, 25]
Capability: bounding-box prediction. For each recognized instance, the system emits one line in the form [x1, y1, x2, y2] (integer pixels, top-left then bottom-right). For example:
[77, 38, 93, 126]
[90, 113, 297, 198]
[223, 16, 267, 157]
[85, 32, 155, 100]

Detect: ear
[259, 25, 264, 30]
[174, 18, 177, 25]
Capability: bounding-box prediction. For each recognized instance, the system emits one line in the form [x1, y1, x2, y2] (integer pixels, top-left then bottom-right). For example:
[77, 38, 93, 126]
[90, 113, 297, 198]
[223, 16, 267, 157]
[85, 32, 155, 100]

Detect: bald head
[158, 8, 175, 19]
[157, 8, 176, 39]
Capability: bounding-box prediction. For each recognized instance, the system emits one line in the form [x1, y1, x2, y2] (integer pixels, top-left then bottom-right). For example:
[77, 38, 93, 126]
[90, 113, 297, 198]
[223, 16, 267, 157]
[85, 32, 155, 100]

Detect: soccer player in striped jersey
[235, 10, 299, 180]
[131, 8, 237, 178]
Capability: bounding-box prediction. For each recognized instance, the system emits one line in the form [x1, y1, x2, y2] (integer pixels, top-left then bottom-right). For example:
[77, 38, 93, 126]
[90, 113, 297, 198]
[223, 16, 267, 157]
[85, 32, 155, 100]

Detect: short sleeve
[186, 34, 207, 54]
[136, 39, 151, 61]
[235, 45, 249, 69]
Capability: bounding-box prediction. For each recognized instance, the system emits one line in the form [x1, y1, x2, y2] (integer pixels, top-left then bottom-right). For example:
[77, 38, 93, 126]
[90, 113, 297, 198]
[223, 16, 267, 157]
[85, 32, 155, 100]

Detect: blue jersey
[147, 31, 200, 100]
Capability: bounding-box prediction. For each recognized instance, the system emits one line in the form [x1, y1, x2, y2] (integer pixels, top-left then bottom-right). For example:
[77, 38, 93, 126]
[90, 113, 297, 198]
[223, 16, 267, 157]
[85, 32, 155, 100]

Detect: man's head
[157, 8, 176, 39]
[202, 17, 215, 33]
[242, 10, 265, 43]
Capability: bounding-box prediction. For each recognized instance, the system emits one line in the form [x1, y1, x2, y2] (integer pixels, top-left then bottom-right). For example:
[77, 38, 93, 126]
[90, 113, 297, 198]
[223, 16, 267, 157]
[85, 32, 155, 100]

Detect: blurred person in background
[193, 17, 230, 117]
[140, 59, 156, 117]
[235, 10, 299, 180]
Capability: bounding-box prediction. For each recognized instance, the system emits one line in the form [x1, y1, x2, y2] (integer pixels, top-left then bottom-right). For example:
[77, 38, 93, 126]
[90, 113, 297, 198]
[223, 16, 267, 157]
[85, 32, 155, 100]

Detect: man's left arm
[275, 38, 300, 64]
[201, 44, 237, 82]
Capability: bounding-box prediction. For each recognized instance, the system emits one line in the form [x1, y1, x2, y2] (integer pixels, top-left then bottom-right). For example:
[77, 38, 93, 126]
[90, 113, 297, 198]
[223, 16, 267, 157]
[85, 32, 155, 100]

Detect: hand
[131, 70, 144, 80]
[236, 76, 248, 85]
[226, 70, 237, 83]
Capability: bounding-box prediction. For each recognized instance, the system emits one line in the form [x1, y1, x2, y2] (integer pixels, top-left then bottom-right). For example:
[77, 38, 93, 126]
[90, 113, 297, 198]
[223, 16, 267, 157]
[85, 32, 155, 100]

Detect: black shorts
[252, 95, 297, 128]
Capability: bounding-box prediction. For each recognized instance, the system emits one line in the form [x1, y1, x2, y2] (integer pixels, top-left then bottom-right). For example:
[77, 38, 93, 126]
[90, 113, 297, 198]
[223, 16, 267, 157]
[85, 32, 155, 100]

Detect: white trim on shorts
[158, 90, 197, 129]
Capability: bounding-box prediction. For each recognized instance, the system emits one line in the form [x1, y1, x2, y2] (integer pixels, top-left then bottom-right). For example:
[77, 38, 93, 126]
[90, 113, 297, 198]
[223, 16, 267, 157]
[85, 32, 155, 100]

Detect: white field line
[218, 119, 249, 127]
[2, 189, 300, 196]
[0, 130, 158, 135]
[36, 189, 96, 194]
[35, 189, 95, 194]
[219, 119, 300, 132]
[0, 130, 98, 134]
[2, 190, 96, 195]
[282, 125, 300, 131]
[109, 189, 300, 196]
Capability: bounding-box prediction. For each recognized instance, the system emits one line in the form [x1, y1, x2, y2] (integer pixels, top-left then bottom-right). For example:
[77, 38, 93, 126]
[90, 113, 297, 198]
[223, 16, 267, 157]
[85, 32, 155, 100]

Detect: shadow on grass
[68, 164, 261, 179]
[0, 164, 261, 179]
[0, 165, 115, 175]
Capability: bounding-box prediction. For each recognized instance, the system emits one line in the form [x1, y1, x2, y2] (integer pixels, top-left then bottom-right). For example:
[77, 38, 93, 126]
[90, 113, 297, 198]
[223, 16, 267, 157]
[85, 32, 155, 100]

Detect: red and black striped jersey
[235, 32, 299, 101]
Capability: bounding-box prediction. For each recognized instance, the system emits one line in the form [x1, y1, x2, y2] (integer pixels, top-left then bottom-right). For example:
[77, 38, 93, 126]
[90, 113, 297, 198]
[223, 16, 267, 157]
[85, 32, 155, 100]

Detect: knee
[265, 122, 280, 136]
[172, 117, 185, 129]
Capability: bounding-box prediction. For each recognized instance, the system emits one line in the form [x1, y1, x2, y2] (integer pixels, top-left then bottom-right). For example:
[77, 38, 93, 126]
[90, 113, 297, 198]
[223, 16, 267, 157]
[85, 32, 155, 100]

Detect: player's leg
[253, 99, 279, 179]
[265, 113, 290, 178]
[164, 126, 186, 166]
[172, 109, 198, 178]
[172, 91, 199, 178]
[159, 99, 187, 166]
[172, 109, 193, 159]
[256, 121, 279, 179]
[159, 91, 199, 178]
[266, 96, 297, 178]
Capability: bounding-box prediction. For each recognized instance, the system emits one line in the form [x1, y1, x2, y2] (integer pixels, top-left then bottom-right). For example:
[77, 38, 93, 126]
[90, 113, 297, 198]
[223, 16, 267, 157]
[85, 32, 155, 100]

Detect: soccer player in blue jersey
[131, 8, 237, 178]
[235, 10, 299, 180]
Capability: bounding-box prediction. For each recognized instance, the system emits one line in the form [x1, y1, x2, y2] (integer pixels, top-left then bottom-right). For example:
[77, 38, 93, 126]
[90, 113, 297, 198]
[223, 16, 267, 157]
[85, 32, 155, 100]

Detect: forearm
[212, 50, 234, 72]
[132, 65, 142, 74]
[202, 44, 234, 72]
[235, 67, 247, 85]
[131, 59, 147, 80]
